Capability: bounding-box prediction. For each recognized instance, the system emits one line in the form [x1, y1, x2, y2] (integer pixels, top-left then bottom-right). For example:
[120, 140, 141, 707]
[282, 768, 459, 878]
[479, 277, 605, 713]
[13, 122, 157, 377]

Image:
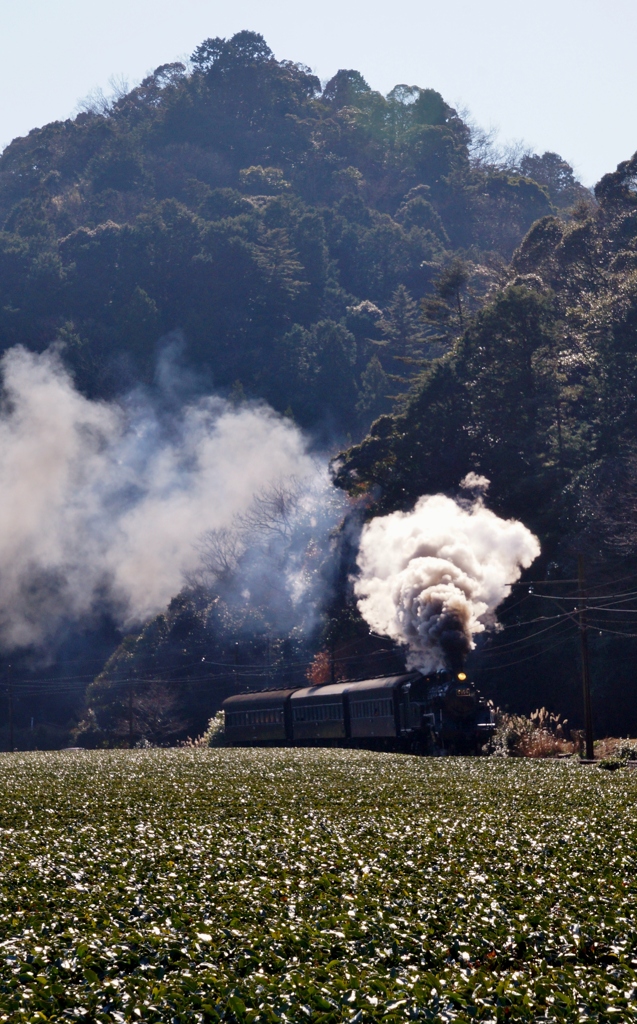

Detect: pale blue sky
[1, 0, 635, 186]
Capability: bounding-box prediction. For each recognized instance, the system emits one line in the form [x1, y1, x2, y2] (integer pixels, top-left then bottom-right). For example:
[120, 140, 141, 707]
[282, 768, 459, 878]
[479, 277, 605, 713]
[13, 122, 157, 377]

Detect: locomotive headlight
[457, 672, 467, 681]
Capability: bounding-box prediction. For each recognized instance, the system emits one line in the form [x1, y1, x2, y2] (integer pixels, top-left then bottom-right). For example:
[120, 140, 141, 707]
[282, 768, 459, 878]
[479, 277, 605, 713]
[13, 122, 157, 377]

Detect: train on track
[222, 670, 495, 754]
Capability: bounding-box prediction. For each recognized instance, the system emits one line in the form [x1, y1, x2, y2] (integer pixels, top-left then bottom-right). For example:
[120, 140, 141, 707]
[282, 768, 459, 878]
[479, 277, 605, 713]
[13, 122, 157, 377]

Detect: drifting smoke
[354, 487, 540, 673]
[0, 345, 343, 650]
[192, 473, 346, 636]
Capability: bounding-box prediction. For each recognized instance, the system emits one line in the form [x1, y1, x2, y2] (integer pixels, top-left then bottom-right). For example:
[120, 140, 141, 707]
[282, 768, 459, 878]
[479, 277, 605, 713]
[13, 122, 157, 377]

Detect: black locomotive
[222, 671, 494, 754]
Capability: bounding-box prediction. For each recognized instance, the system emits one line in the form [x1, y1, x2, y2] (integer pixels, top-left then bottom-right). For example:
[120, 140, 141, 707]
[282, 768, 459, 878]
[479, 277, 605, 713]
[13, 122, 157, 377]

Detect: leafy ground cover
[0, 750, 636, 1022]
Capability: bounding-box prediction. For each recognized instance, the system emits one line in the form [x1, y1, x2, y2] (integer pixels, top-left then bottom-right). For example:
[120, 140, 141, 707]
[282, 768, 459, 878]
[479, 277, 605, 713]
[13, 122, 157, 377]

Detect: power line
[496, 610, 572, 629]
[476, 633, 576, 671]
[477, 618, 574, 653]
[1, 645, 402, 696]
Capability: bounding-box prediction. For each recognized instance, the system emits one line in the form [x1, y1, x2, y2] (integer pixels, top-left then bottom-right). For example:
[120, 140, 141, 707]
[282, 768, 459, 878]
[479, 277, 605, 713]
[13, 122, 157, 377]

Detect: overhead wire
[6, 568, 637, 695]
[496, 610, 573, 629]
[477, 617, 575, 653]
[476, 633, 577, 671]
[473, 562, 637, 666]
[0, 645, 402, 696]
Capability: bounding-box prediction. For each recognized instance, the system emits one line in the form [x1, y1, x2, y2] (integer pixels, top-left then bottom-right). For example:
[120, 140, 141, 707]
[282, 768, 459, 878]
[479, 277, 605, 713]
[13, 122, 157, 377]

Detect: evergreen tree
[377, 284, 426, 371]
[356, 354, 392, 424]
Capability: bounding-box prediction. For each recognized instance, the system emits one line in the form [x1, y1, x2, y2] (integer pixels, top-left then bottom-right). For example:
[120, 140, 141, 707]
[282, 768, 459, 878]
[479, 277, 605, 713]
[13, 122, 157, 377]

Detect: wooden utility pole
[128, 681, 134, 748]
[577, 555, 594, 760]
[7, 665, 13, 752]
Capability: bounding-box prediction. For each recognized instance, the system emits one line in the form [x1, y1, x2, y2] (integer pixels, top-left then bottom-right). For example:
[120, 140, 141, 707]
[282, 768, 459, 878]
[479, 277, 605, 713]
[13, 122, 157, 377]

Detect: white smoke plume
[192, 472, 346, 636]
[0, 345, 341, 650]
[460, 471, 490, 493]
[354, 489, 540, 673]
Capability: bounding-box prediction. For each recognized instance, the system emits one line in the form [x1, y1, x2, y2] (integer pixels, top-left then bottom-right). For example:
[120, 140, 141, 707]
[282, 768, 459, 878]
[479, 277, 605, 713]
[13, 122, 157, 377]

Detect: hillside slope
[0, 31, 584, 436]
[0, 31, 599, 745]
[336, 153, 637, 733]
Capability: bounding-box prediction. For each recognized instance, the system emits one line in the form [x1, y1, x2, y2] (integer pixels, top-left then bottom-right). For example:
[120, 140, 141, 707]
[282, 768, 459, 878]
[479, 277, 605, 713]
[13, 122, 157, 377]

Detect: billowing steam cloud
[0, 345, 341, 650]
[354, 488, 540, 673]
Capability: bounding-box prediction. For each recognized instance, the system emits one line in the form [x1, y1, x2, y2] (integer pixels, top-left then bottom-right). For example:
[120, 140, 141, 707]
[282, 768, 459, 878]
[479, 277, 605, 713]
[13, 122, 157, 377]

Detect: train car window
[292, 703, 343, 723]
[350, 698, 393, 719]
[226, 709, 283, 728]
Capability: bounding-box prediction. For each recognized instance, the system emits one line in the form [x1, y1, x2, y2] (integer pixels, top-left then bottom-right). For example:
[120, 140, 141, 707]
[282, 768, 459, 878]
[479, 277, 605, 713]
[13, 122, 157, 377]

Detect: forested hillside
[0, 30, 584, 434]
[1, 30, 621, 747]
[336, 153, 637, 735]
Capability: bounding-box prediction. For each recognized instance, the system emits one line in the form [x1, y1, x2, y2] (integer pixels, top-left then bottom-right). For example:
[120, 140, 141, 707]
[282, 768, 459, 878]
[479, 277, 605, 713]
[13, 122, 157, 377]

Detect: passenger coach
[222, 671, 494, 753]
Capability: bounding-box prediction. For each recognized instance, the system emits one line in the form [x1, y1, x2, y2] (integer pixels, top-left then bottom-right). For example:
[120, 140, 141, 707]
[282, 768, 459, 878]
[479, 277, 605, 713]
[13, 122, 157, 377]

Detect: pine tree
[356, 354, 391, 423]
[377, 285, 426, 368]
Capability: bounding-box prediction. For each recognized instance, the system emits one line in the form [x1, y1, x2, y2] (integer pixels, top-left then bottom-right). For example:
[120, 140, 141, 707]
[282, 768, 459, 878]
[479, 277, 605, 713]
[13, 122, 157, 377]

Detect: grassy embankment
[0, 749, 636, 1022]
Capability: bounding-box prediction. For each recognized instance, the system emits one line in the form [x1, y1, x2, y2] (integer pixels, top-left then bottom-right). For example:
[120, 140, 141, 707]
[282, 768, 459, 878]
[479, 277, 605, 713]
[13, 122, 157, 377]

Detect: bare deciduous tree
[189, 526, 243, 589]
[76, 74, 131, 116]
[133, 681, 187, 744]
[236, 479, 302, 539]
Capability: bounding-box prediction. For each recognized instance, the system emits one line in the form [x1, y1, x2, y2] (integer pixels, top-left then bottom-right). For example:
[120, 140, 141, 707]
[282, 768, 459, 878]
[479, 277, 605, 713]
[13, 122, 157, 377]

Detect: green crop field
[0, 750, 636, 1023]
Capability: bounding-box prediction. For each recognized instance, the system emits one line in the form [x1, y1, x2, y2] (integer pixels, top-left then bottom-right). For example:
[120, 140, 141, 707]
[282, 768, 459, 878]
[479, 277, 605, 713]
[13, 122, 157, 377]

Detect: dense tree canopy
[0, 31, 610, 746]
[0, 30, 580, 436]
[335, 157, 637, 734]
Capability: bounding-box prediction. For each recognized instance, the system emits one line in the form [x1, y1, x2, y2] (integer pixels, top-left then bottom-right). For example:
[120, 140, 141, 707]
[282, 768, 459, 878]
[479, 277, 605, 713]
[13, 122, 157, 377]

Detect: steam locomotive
[222, 671, 495, 754]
